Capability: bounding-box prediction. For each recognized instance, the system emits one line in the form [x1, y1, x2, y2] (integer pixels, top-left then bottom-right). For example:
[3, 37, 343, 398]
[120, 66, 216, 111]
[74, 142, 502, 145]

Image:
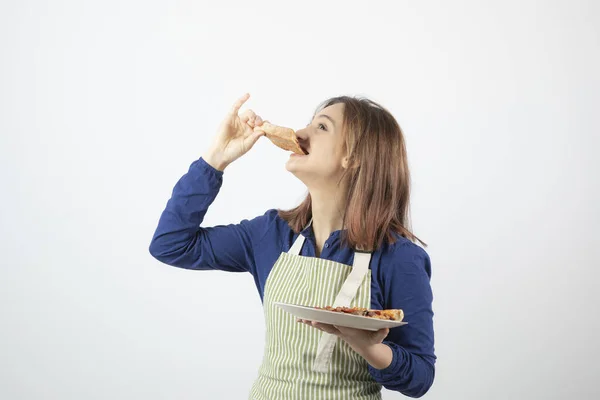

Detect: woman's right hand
[203, 93, 266, 171]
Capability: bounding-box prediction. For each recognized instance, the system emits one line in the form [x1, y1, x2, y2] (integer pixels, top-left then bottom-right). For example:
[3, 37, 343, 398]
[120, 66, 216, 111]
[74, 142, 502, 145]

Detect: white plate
[274, 302, 407, 331]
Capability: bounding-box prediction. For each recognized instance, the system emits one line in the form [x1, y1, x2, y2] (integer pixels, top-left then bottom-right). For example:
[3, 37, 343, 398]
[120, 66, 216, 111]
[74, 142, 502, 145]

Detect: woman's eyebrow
[315, 114, 336, 127]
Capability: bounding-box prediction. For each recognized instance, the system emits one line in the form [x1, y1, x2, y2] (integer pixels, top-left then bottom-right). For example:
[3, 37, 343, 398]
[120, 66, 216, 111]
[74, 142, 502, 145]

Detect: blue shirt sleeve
[149, 157, 268, 275]
[368, 242, 436, 398]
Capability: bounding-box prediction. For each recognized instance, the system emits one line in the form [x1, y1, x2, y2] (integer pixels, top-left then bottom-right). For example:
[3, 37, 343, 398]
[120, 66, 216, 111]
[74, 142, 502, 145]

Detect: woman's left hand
[297, 319, 393, 369]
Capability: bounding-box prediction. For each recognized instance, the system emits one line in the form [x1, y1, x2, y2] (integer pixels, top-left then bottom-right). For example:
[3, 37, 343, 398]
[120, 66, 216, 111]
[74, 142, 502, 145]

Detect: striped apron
[249, 231, 382, 399]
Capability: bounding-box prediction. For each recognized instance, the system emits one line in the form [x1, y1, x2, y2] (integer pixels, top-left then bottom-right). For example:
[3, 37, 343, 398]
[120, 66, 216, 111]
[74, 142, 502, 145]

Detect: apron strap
[287, 218, 313, 256]
[313, 250, 372, 373]
[288, 235, 306, 256]
[332, 252, 371, 307]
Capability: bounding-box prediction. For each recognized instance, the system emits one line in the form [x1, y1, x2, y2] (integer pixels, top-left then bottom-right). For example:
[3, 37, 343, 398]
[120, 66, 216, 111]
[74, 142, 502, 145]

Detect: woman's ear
[342, 156, 359, 169]
[342, 157, 350, 169]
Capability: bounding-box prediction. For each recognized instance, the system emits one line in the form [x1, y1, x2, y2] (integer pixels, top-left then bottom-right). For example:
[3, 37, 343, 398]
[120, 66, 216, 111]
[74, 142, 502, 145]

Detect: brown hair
[278, 96, 425, 251]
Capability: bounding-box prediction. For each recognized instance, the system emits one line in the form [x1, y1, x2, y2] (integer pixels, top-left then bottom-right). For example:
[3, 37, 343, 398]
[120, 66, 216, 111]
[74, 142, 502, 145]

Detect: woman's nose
[295, 127, 309, 141]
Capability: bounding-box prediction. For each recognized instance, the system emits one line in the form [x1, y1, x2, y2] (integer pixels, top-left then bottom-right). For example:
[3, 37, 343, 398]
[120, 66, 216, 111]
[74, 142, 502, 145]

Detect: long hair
[278, 96, 425, 251]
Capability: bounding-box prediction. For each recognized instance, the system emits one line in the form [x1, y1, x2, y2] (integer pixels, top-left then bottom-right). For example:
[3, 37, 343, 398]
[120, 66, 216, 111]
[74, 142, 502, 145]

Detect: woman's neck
[309, 187, 347, 256]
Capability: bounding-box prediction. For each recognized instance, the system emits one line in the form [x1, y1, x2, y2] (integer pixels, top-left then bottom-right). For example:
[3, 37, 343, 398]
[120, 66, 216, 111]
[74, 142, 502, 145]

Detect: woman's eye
[318, 123, 327, 131]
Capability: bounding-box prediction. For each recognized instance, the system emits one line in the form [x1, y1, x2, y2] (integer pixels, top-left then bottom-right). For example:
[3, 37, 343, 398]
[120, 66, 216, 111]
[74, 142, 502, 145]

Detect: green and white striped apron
[249, 229, 383, 399]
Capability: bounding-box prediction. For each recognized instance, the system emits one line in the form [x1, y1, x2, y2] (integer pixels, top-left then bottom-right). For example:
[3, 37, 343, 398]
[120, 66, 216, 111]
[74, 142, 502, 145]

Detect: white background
[1, 1, 599, 399]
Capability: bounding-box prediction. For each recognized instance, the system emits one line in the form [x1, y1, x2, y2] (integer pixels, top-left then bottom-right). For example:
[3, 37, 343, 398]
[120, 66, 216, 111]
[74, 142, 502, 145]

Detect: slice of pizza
[254, 122, 307, 155]
[315, 306, 404, 322]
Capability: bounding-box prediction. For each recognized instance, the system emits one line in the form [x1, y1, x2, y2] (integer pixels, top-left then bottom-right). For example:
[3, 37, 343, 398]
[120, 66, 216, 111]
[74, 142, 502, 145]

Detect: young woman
[149, 93, 436, 399]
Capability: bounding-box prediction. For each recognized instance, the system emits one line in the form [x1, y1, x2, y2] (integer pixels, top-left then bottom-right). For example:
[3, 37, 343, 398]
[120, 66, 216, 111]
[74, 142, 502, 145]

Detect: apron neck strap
[288, 234, 307, 256]
[287, 218, 313, 256]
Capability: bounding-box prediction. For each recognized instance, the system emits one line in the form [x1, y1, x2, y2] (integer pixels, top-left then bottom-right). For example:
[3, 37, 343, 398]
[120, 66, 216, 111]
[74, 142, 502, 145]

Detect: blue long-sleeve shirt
[149, 157, 436, 398]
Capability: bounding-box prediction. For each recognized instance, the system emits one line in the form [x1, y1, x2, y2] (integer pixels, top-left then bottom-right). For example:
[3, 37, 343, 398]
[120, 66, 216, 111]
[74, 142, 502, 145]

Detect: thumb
[376, 328, 390, 342]
[244, 129, 265, 149]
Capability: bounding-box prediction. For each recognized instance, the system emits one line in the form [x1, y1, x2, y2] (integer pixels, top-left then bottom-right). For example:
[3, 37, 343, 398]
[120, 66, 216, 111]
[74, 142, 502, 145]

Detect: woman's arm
[367, 242, 436, 398]
[150, 93, 270, 273]
[149, 157, 268, 273]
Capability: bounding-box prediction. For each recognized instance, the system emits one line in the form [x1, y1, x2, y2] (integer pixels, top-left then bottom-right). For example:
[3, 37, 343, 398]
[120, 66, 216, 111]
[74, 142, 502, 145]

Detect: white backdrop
[1, 1, 599, 399]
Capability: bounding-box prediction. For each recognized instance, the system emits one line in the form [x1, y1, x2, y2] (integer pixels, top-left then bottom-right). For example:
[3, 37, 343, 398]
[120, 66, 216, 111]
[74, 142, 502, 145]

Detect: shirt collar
[300, 224, 343, 240]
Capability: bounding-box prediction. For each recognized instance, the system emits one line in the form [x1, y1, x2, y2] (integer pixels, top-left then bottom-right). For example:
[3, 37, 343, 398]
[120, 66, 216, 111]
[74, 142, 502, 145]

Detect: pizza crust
[254, 122, 306, 155]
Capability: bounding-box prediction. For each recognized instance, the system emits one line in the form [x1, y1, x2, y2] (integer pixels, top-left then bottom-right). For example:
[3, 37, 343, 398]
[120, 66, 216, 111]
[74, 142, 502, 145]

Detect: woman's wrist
[355, 342, 393, 370]
[202, 150, 229, 172]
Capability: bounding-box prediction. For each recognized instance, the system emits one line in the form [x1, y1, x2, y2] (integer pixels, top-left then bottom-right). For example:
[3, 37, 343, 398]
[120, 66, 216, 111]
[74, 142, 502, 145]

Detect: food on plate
[254, 122, 307, 155]
[315, 306, 404, 321]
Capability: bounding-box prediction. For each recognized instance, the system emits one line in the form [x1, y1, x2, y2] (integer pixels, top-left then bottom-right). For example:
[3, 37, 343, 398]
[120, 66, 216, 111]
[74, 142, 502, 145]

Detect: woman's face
[286, 103, 349, 186]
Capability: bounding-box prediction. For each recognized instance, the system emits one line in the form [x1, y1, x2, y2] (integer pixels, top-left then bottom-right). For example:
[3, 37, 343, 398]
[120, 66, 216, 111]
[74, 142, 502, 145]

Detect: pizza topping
[315, 306, 404, 321]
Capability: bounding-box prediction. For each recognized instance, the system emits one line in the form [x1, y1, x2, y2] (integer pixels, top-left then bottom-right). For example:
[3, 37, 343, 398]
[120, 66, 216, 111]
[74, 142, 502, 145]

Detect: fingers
[239, 109, 255, 123]
[240, 109, 259, 128]
[253, 121, 269, 137]
[227, 93, 250, 119]
[296, 319, 340, 335]
[313, 322, 340, 335]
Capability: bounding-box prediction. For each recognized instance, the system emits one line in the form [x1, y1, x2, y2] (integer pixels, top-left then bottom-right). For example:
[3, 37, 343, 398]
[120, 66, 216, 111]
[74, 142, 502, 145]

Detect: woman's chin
[285, 153, 307, 172]
[285, 159, 298, 173]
